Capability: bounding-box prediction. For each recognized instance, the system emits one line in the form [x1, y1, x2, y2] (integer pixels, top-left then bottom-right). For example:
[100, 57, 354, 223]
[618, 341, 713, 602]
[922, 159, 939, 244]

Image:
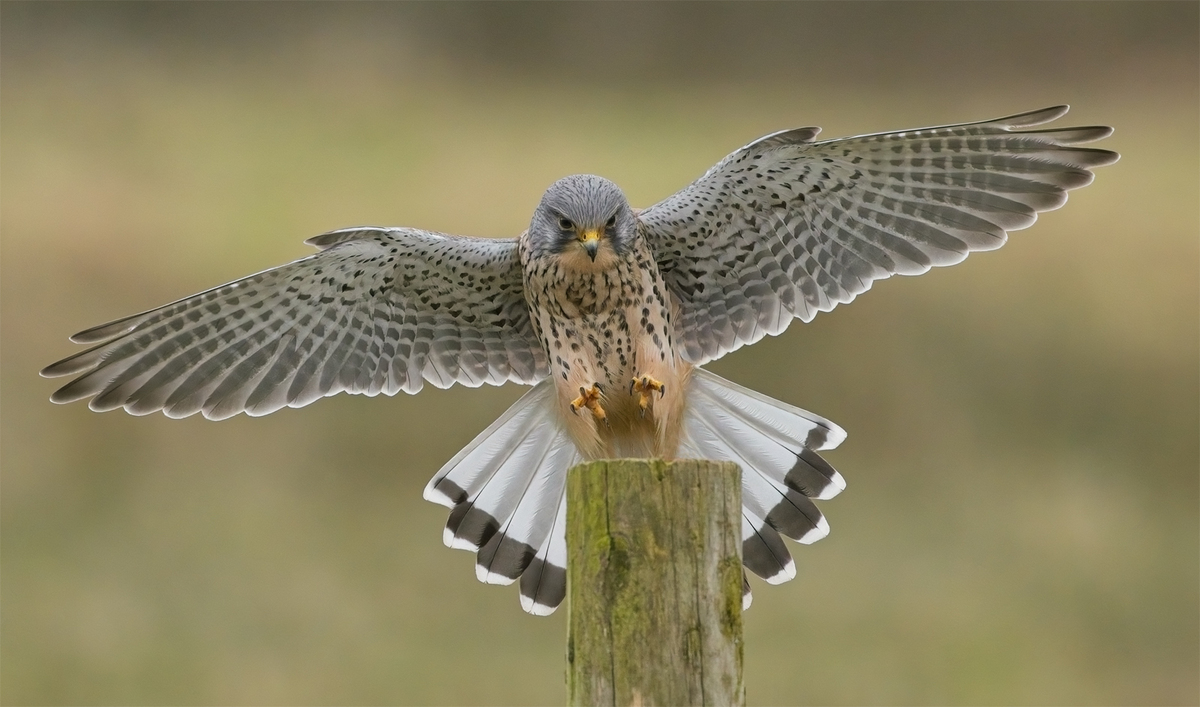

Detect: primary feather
[639, 105, 1119, 364]
[42, 228, 548, 419]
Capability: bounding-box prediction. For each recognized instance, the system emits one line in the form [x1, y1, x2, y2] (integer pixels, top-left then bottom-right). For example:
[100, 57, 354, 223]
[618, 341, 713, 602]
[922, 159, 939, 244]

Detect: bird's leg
[569, 384, 608, 427]
[630, 375, 666, 418]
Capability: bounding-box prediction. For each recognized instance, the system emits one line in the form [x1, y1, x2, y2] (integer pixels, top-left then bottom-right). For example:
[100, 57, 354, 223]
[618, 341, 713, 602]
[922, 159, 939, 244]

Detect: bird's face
[529, 175, 636, 268]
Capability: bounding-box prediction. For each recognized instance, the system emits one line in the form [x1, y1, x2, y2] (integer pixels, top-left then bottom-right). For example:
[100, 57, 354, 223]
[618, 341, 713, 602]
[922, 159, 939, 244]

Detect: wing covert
[639, 105, 1119, 365]
[41, 227, 548, 419]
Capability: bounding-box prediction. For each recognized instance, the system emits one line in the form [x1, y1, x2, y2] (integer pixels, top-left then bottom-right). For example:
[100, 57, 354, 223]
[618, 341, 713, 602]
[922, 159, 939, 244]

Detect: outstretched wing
[638, 105, 1119, 365]
[41, 227, 548, 420]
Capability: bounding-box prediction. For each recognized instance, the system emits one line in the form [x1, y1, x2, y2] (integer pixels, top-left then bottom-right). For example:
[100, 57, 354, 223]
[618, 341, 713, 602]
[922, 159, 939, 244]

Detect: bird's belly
[547, 304, 687, 459]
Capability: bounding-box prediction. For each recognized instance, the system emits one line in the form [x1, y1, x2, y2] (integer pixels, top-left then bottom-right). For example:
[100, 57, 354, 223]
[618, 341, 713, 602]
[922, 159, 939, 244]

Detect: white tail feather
[681, 367, 844, 583]
[424, 379, 578, 614]
[423, 381, 559, 508]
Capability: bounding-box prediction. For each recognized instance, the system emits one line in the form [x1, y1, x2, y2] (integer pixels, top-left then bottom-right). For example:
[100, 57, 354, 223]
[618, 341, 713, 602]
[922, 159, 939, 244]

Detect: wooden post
[566, 459, 744, 707]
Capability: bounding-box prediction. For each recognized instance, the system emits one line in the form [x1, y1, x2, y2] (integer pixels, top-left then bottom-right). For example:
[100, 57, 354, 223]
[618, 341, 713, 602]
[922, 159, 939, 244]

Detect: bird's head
[529, 175, 636, 268]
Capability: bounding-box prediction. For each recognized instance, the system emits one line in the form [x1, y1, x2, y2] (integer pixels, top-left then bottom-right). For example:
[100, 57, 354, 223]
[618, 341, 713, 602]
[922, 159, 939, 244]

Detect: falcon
[42, 105, 1118, 614]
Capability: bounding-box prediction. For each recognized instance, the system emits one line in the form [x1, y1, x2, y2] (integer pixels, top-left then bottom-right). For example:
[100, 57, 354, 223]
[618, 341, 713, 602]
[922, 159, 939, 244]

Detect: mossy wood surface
[566, 459, 744, 707]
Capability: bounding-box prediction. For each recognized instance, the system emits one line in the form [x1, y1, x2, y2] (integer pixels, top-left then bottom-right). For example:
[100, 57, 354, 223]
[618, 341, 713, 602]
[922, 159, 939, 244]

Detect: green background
[3, 3, 1196, 704]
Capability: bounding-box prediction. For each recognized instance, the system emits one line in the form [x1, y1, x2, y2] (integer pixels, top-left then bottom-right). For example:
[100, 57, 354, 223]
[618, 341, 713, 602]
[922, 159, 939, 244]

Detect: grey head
[528, 174, 637, 262]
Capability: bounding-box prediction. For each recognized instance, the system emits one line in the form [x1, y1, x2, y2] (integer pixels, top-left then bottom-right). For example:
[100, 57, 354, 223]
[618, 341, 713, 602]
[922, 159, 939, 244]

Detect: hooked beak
[579, 229, 601, 261]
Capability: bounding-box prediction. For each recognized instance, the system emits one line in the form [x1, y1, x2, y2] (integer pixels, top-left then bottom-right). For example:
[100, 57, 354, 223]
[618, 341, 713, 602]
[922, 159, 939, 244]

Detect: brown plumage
[520, 183, 687, 459]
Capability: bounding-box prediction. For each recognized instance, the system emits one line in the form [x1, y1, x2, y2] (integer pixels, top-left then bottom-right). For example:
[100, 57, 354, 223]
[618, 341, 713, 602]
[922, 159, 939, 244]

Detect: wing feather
[640, 106, 1118, 364]
[42, 228, 548, 418]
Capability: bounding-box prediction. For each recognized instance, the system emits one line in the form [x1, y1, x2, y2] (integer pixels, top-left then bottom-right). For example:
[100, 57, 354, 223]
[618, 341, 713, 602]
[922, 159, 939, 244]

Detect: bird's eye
[606, 215, 617, 229]
[558, 217, 573, 231]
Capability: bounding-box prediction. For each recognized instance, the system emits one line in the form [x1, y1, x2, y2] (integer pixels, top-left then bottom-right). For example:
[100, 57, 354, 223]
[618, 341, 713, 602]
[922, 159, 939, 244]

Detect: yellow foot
[569, 384, 608, 426]
[629, 375, 666, 418]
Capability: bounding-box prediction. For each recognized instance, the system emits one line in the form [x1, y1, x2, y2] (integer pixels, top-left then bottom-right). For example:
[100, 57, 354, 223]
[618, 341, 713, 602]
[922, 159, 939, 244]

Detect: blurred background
[2, 2, 1196, 705]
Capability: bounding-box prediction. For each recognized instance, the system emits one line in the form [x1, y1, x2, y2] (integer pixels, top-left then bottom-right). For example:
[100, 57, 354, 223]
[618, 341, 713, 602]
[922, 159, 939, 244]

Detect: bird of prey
[42, 105, 1117, 615]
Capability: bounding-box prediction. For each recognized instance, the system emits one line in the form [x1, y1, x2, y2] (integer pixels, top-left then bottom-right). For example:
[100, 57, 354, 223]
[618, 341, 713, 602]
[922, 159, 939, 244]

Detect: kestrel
[43, 105, 1117, 614]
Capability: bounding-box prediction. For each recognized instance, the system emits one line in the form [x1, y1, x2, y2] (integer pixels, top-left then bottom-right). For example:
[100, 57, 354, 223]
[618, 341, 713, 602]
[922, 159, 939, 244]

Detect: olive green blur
[2, 2, 1196, 705]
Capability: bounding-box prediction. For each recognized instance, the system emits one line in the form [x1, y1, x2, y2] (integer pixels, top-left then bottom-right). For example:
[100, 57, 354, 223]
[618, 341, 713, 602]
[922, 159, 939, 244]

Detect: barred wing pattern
[41, 227, 548, 420]
[638, 105, 1119, 365]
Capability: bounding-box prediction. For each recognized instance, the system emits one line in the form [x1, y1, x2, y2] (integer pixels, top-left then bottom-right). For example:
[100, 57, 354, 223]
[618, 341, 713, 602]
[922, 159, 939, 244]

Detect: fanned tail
[679, 367, 846, 608]
[424, 367, 845, 615]
[423, 379, 580, 615]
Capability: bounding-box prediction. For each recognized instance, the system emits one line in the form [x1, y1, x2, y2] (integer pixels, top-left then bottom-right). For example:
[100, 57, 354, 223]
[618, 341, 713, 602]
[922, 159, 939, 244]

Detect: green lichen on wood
[719, 554, 744, 642]
[566, 459, 744, 707]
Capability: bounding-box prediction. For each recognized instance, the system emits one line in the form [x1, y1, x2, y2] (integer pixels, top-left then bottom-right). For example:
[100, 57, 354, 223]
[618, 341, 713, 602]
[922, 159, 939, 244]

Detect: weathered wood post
[566, 459, 744, 707]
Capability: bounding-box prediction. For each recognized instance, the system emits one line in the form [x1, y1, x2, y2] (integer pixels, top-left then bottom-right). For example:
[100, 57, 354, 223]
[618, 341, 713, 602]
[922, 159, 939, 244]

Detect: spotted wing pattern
[41, 227, 548, 420]
[638, 105, 1119, 365]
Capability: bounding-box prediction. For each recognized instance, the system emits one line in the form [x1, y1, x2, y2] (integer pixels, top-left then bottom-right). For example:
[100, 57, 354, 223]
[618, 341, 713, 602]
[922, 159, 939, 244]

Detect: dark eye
[558, 217, 573, 231]
[605, 215, 617, 229]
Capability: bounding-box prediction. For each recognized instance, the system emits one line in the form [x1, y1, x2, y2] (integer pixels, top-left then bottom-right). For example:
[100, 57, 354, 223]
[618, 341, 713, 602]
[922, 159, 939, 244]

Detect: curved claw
[631, 375, 666, 416]
[569, 384, 607, 425]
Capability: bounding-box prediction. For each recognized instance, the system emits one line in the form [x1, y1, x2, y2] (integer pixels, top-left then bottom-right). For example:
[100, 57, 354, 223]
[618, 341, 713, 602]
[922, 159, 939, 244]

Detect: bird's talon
[570, 384, 607, 425]
[630, 375, 666, 414]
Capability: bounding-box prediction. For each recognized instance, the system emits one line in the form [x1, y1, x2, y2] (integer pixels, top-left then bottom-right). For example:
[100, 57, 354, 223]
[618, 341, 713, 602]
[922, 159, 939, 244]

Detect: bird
[42, 105, 1118, 615]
